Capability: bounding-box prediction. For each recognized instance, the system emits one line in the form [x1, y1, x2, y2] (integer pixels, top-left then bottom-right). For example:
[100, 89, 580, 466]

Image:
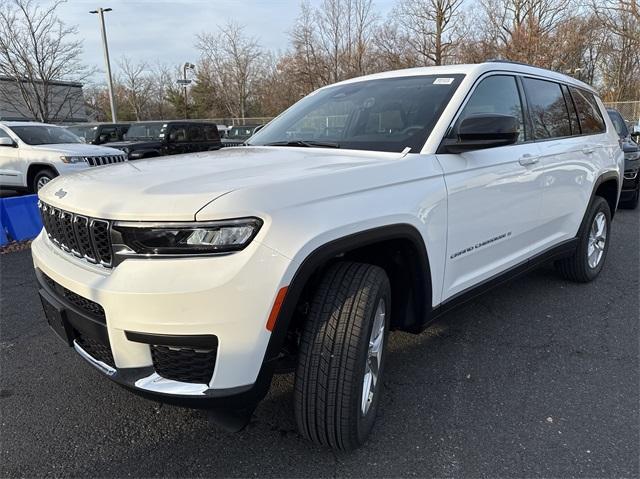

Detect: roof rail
[484, 59, 539, 68]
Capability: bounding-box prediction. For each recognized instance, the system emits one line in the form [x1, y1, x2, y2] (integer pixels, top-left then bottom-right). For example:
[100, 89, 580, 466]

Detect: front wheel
[555, 196, 611, 282]
[31, 168, 58, 193]
[294, 262, 391, 451]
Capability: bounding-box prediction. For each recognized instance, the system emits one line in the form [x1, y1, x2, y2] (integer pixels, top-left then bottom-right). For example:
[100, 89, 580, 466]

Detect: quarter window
[570, 88, 606, 134]
[456, 75, 526, 142]
[522, 78, 572, 139]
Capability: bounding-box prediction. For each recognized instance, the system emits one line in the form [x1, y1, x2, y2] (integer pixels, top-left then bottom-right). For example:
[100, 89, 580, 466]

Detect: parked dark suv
[222, 124, 262, 147]
[108, 121, 222, 160]
[607, 109, 639, 209]
[66, 123, 130, 145]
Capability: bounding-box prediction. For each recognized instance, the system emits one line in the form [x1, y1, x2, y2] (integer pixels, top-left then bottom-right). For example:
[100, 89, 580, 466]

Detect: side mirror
[443, 114, 520, 153]
[0, 137, 16, 147]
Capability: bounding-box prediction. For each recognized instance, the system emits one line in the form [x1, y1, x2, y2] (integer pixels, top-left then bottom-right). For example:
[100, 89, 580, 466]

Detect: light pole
[90, 8, 117, 123]
[179, 62, 195, 119]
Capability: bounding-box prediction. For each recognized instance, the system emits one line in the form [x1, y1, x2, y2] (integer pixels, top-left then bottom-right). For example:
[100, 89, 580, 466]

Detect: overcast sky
[58, 0, 396, 83]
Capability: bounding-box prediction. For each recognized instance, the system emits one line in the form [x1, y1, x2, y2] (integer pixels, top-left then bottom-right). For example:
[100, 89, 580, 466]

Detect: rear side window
[456, 75, 526, 142]
[522, 78, 571, 139]
[204, 125, 220, 141]
[570, 88, 606, 134]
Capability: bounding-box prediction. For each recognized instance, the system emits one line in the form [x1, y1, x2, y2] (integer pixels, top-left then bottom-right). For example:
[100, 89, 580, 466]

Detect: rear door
[0, 127, 22, 187]
[528, 80, 609, 247]
[437, 74, 544, 300]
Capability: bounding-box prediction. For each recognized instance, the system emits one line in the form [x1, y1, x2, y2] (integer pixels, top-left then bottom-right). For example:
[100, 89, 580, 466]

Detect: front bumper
[31, 230, 293, 406]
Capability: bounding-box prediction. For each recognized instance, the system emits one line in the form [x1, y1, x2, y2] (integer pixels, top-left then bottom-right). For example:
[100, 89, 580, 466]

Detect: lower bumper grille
[151, 345, 218, 384]
[42, 273, 106, 322]
[76, 334, 115, 369]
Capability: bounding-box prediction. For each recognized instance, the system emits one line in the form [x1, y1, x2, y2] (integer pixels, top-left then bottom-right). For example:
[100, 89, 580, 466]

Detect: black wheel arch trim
[590, 170, 620, 217]
[264, 223, 433, 363]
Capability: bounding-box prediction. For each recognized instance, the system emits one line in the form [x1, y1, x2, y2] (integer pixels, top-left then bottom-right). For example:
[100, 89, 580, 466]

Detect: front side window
[126, 123, 164, 140]
[188, 125, 205, 141]
[9, 125, 82, 145]
[248, 75, 464, 153]
[455, 75, 526, 142]
[570, 88, 606, 135]
[523, 78, 572, 139]
[100, 127, 118, 141]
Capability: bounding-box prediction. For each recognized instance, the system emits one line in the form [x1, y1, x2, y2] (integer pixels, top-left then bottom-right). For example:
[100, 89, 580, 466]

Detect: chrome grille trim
[38, 201, 113, 268]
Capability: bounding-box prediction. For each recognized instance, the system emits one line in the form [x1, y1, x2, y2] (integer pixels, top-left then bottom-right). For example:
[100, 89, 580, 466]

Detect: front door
[436, 74, 544, 300]
[0, 127, 22, 187]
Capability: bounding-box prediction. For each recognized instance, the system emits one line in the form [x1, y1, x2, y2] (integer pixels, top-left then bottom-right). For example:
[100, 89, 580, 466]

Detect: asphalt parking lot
[1, 210, 638, 478]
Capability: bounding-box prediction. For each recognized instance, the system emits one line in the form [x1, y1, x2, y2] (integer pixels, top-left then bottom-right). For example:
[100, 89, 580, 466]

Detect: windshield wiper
[263, 140, 340, 148]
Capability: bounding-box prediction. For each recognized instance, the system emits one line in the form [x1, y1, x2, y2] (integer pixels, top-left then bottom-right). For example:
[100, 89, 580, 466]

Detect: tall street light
[90, 8, 118, 123]
[179, 62, 196, 119]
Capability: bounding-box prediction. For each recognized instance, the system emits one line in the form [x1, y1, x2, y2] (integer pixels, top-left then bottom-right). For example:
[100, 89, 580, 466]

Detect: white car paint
[0, 121, 126, 190]
[31, 62, 622, 397]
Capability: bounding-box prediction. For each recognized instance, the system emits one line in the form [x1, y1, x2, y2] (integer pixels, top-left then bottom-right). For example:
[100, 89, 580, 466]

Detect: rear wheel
[555, 196, 611, 282]
[31, 168, 57, 193]
[294, 261, 390, 451]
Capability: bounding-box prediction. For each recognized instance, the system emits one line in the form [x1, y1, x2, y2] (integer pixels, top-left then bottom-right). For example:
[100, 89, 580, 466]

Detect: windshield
[126, 123, 164, 140]
[10, 125, 82, 145]
[248, 74, 464, 153]
[66, 125, 97, 142]
[607, 111, 629, 138]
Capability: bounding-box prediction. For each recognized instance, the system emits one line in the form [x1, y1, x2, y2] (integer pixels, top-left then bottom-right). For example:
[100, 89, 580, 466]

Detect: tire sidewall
[32, 170, 55, 193]
[581, 198, 611, 280]
[354, 278, 391, 444]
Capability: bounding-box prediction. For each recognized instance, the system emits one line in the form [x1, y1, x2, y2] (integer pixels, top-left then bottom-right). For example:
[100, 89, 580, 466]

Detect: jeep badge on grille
[54, 189, 67, 199]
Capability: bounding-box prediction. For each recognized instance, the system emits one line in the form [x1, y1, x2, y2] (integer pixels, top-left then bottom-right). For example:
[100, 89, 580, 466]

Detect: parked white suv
[0, 122, 127, 192]
[32, 62, 622, 450]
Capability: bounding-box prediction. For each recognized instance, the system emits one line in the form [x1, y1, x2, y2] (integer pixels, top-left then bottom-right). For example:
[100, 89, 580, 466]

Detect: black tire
[294, 261, 391, 451]
[555, 196, 611, 282]
[31, 168, 57, 193]
[620, 187, 639, 210]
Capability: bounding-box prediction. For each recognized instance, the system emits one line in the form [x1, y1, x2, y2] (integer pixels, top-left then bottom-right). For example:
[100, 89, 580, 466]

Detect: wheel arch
[27, 163, 58, 191]
[591, 171, 620, 219]
[264, 224, 433, 363]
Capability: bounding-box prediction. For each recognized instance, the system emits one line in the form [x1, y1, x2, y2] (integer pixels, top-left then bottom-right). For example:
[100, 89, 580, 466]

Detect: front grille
[76, 333, 115, 368]
[85, 155, 127, 167]
[151, 345, 218, 384]
[39, 202, 113, 267]
[41, 273, 106, 322]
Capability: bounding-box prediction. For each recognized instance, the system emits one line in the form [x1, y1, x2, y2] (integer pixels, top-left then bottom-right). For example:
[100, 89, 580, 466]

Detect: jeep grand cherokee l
[32, 62, 622, 450]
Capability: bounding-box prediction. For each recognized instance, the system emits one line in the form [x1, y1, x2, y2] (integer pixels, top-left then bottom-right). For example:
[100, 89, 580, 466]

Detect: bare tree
[118, 56, 153, 120]
[395, 0, 465, 65]
[197, 22, 263, 120]
[0, 0, 93, 122]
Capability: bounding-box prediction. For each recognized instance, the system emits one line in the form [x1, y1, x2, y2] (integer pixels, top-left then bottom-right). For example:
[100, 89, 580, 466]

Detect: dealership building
[0, 75, 87, 123]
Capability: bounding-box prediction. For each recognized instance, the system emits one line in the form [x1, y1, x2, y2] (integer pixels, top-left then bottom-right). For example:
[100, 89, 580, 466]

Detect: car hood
[38, 146, 402, 220]
[28, 143, 124, 156]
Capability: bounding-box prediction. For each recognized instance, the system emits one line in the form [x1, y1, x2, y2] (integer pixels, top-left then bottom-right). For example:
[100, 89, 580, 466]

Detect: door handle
[582, 146, 595, 154]
[518, 154, 539, 166]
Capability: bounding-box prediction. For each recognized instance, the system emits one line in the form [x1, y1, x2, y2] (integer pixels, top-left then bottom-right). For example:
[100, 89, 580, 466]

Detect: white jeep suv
[0, 122, 127, 192]
[31, 62, 622, 450]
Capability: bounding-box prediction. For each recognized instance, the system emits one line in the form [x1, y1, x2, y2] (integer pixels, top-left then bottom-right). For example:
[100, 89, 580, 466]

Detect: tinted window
[0, 128, 12, 140]
[456, 75, 526, 142]
[607, 110, 629, 137]
[100, 126, 118, 141]
[561, 84, 580, 135]
[204, 125, 219, 141]
[188, 125, 204, 141]
[523, 78, 571, 139]
[570, 88, 606, 134]
[249, 75, 464, 153]
[169, 127, 187, 142]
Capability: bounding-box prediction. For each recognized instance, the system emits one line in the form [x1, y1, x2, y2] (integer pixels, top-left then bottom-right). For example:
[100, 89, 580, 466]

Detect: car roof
[324, 61, 596, 94]
[67, 122, 130, 127]
[0, 121, 58, 127]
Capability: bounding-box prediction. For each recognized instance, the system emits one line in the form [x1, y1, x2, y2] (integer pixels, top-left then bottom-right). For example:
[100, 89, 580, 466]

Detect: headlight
[60, 156, 87, 164]
[625, 151, 640, 161]
[111, 218, 263, 256]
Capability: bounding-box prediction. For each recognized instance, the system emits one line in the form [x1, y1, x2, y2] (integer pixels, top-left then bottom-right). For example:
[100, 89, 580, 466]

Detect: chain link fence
[603, 101, 640, 126]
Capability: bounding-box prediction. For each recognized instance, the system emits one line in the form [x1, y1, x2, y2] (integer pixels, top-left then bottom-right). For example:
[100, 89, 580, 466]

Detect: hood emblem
[54, 188, 67, 199]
